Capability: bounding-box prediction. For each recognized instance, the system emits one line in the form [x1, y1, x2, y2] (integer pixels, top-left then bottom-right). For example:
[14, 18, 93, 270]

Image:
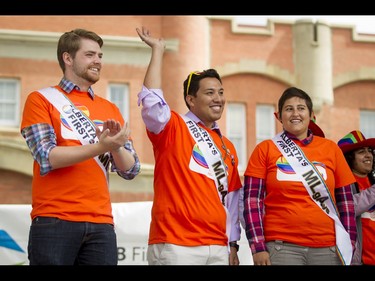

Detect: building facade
[1, 15, 375, 203]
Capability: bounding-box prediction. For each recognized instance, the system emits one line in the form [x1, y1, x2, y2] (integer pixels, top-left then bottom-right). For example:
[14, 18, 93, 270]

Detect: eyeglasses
[186, 71, 202, 95]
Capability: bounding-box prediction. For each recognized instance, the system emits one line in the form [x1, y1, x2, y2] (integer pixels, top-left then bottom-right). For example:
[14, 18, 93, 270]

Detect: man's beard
[81, 71, 99, 84]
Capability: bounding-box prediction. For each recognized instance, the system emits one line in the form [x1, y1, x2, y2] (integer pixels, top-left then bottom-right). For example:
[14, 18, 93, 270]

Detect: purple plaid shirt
[243, 131, 356, 254]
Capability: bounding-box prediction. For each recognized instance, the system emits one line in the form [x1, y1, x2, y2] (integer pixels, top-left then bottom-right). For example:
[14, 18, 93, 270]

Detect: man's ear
[186, 94, 194, 108]
[62, 52, 72, 66]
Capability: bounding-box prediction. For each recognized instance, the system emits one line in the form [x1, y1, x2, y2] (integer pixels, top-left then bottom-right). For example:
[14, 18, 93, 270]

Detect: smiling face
[64, 38, 103, 90]
[185, 77, 225, 129]
[352, 147, 374, 177]
[280, 96, 312, 140]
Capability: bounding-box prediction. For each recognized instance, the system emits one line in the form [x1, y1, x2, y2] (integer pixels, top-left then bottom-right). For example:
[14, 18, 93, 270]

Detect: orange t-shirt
[147, 111, 242, 246]
[356, 175, 375, 264]
[244, 136, 355, 247]
[20, 86, 124, 224]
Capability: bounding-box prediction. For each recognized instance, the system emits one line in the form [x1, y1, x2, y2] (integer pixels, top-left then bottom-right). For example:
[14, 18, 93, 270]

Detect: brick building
[1, 16, 375, 203]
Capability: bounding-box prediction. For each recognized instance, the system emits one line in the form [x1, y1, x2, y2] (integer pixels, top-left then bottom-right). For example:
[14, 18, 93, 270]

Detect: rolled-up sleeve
[110, 139, 141, 180]
[21, 123, 56, 176]
[137, 85, 171, 134]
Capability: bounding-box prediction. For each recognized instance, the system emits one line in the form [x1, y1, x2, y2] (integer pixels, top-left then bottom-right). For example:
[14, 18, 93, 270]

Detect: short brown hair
[57, 28, 103, 73]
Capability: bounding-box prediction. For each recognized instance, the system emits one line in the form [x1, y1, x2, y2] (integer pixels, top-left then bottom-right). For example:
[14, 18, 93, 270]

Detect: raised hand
[136, 26, 166, 50]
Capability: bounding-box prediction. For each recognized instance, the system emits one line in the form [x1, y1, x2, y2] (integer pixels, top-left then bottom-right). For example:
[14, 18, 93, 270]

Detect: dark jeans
[28, 216, 118, 265]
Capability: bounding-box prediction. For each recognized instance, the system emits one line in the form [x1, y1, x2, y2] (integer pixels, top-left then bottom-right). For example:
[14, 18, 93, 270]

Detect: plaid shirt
[243, 176, 356, 254]
[243, 131, 356, 254]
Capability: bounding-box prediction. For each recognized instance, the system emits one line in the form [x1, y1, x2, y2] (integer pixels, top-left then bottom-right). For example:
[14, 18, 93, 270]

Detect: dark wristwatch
[229, 241, 239, 252]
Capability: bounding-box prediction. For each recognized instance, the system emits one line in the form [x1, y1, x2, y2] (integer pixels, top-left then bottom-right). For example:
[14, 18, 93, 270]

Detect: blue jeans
[28, 216, 118, 265]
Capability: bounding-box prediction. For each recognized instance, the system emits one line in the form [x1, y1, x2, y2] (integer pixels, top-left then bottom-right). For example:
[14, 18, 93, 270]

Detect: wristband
[229, 241, 239, 252]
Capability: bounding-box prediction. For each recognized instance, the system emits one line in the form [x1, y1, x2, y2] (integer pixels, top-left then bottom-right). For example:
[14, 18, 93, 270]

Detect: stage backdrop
[0, 202, 253, 265]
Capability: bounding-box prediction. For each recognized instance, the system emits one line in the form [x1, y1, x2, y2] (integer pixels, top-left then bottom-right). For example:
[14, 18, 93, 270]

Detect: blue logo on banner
[0, 229, 25, 253]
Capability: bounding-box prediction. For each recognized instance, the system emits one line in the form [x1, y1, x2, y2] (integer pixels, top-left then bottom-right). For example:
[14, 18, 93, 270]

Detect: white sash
[39, 87, 108, 180]
[272, 131, 352, 265]
[181, 115, 231, 246]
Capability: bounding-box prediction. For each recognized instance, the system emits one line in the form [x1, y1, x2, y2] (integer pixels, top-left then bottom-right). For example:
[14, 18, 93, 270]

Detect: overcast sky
[235, 16, 375, 35]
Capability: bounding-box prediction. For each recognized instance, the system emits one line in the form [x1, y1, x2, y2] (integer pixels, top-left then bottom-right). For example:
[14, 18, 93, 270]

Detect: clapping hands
[95, 119, 130, 152]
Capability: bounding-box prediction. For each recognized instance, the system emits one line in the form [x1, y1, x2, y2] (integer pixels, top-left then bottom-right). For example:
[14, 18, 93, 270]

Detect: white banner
[0, 202, 252, 265]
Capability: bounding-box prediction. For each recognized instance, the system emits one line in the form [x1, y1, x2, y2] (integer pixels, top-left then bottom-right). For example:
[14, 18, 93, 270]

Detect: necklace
[219, 135, 235, 167]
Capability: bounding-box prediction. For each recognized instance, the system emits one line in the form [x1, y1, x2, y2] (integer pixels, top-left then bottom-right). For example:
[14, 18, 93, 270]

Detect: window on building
[256, 104, 275, 144]
[0, 78, 20, 127]
[226, 103, 246, 171]
[360, 110, 375, 138]
[108, 83, 129, 122]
